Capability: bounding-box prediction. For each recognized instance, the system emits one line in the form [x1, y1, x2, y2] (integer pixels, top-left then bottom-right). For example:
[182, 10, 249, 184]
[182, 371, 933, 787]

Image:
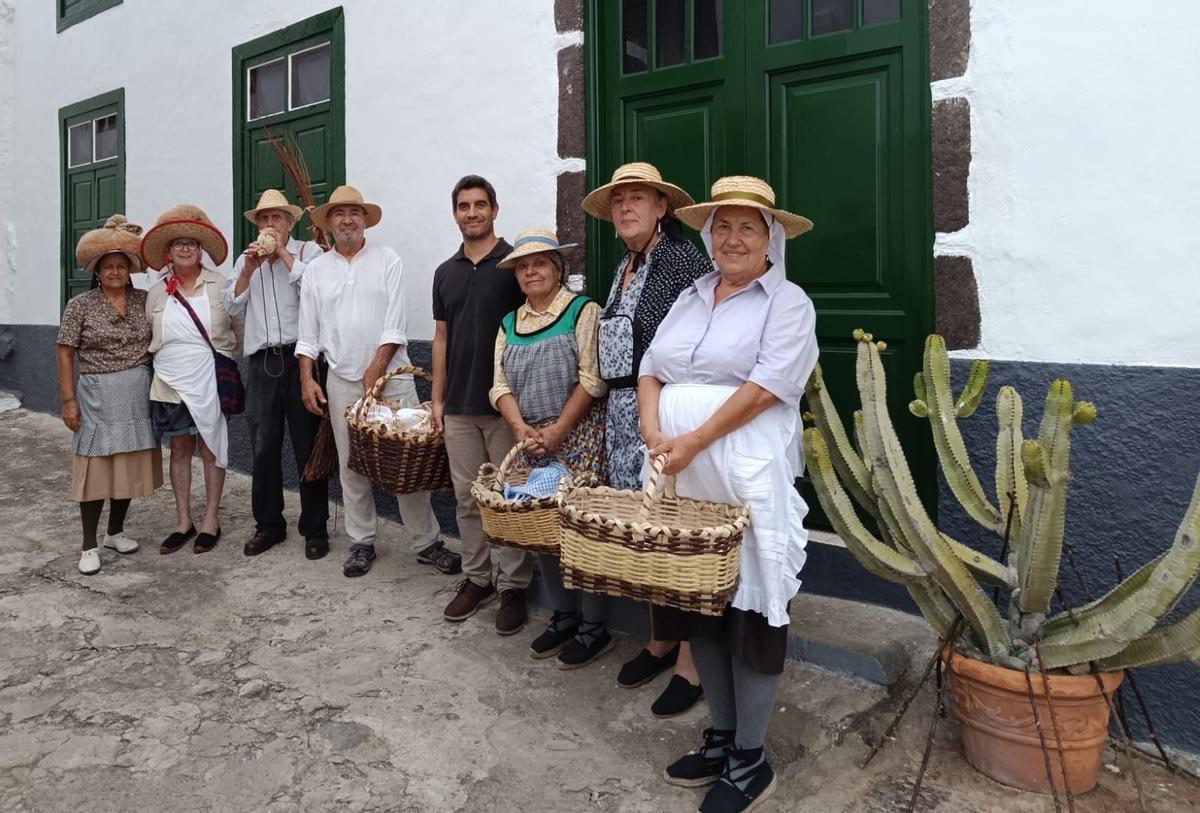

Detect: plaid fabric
[172, 290, 245, 416]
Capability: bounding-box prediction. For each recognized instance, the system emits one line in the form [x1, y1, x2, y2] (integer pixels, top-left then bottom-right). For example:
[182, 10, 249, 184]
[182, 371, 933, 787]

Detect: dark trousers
[244, 345, 329, 538]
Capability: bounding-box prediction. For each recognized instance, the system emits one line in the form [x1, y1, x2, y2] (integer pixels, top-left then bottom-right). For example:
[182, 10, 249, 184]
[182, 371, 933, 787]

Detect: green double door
[588, 0, 935, 513]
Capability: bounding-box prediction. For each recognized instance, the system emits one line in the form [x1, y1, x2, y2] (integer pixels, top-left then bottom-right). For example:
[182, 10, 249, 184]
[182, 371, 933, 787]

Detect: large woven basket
[345, 366, 453, 494]
[472, 438, 573, 555]
[559, 454, 748, 616]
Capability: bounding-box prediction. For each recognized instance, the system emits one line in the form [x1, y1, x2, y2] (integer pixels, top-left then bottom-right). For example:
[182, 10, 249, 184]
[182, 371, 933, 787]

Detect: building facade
[1, 1, 1197, 751]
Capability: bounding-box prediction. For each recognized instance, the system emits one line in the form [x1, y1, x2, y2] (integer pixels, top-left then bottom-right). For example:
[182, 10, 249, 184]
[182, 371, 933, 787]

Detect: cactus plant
[803, 331, 1200, 673]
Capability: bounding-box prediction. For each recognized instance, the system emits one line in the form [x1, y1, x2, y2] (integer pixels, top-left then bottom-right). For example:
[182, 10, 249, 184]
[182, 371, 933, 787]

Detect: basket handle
[639, 453, 677, 519]
[496, 438, 539, 481]
[354, 365, 431, 422]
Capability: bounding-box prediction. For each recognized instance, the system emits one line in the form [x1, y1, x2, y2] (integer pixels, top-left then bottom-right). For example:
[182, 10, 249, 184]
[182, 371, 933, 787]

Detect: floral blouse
[57, 287, 152, 374]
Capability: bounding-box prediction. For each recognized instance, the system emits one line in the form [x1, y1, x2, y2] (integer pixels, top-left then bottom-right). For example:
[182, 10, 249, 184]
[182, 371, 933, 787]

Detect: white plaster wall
[5, 0, 569, 339]
[0, 0, 15, 324]
[934, 2, 1200, 368]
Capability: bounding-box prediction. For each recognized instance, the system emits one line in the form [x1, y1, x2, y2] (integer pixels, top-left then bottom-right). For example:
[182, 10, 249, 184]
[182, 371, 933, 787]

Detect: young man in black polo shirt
[432, 176, 533, 635]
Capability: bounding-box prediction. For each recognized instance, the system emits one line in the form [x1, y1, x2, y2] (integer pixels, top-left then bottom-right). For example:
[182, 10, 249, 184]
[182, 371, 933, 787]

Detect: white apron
[155, 292, 229, 468]
[649, 383, 809, 626]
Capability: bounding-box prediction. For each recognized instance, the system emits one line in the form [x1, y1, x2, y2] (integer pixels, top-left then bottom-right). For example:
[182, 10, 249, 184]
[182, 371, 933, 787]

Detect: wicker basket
[472, 438, 572, 555]
[345, 366, 453, 494]
[559, 454, 748, 616]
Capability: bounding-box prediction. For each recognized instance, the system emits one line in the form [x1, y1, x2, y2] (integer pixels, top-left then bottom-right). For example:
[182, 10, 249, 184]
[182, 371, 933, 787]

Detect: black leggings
[79, 498, 131, 550]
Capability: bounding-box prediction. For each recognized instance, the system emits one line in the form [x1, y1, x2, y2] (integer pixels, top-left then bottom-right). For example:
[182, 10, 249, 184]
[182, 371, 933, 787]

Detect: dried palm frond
[302, 416, 338, 482]
[263, 129, 330, 249]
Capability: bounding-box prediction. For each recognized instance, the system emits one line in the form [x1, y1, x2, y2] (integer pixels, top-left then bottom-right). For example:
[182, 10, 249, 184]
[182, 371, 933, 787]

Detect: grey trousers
[536, 553, 608, 623]
[443, 413, 534, 591]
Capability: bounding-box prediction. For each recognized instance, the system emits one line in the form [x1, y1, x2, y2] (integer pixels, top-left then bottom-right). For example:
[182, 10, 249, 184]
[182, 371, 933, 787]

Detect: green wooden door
[588, 0, 935, 514]
[59, 90, 125, 308]
[232, 9, 345, 252]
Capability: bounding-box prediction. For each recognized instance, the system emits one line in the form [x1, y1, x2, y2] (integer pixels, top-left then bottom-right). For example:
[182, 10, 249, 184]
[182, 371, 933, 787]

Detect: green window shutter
[57, 0, 123, 33]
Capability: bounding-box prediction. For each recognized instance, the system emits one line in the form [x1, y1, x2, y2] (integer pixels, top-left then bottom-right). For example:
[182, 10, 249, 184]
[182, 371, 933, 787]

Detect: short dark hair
[452, 175, 498, 209]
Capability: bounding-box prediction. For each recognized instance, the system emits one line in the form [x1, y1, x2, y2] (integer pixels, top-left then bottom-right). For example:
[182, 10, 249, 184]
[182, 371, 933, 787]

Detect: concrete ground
[1, 409, 1197, 813]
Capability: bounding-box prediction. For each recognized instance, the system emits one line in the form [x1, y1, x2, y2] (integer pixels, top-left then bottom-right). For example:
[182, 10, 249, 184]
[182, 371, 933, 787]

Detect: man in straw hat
[223, 189, 329, 560]
[296, 185, 441, 577]
[431, 175, 531, 628]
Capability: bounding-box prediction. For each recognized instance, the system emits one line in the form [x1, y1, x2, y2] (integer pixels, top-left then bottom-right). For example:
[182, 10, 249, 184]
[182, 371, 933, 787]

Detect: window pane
[768, 0, 803, 44]
[863, 0, 901, 25]
[291, 43, 331, 109]
[656, 0, 685, 68]
[622, 0, 648, 73]
[812, 0, 853, 35]
[694, 0, 723, 59]
[68, 121, 92, 167]
[93, 114, 118, 161]
[248, 58, 286, 119]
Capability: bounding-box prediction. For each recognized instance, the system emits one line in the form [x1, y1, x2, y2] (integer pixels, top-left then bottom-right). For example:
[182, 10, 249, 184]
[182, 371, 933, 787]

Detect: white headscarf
[700, 207, 789, 274]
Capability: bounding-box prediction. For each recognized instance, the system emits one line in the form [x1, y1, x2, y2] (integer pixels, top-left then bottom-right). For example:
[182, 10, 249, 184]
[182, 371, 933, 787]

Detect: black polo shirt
[432, 238, 525, 415]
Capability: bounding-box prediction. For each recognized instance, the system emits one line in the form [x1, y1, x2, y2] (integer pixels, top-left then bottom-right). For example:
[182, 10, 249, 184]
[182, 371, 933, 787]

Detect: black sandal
[617, 643, 680, 688]
[193, 527, 222, 554]
[160, 526, 196, 555]
[530, 611, 579, 659]
[557, 620, 615, 670]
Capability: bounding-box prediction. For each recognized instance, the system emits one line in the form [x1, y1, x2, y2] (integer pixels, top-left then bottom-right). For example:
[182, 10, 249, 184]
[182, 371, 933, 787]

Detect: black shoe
[160, 526, 196, 554]
[558, 621, 615, 670]
[305, 535, 330, 560]
[699, 748, 777, 813]
[416, 540, 462, 575]
[343, 543, 376, 577]
[243, 529, 285, 556]
[664, 728, 734, 788]
[530, 611, 579, 659]
[194, 527, 222, 554]
[618, 644, 680, 688]
[652, 674, 705, 718]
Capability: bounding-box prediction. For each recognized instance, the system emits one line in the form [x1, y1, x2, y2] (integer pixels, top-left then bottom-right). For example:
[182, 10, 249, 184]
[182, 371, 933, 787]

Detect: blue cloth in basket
[503, 460, 569, 501]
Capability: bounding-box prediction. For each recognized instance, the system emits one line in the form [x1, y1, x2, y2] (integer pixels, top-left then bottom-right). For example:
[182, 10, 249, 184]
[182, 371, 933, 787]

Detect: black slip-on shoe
[243, 529, 285, 556]
[194, 527, 222, 554]
[617, 644, 680, 688]
[652, 674, 705, 718]
[664, 728, 734, 788]
[305, 535, 330, 560]
[160, 526, 196, 555]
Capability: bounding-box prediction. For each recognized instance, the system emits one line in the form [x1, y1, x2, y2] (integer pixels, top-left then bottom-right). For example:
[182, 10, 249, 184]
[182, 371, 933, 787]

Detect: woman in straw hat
[640, 176, 818, 812]
[582, 162, 711, 716]
[56, 215, 163, 575]
[489, 229, 611, 665]
[141, 204, 235, 555]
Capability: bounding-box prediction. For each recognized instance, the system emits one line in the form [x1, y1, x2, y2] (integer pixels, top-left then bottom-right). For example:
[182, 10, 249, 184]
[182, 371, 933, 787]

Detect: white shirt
[223, 237, 323, 355]
[294, 241, 412, 382]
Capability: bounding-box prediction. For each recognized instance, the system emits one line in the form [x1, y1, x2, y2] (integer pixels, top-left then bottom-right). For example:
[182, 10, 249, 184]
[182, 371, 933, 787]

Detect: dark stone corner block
[557, 45, 586, 161]
[934, 255, 981, 350]
[928, 0, 970, 81]
[933, 97, 970, 234]
[556, 171, 587, 275]
[555, 0, 583, 33]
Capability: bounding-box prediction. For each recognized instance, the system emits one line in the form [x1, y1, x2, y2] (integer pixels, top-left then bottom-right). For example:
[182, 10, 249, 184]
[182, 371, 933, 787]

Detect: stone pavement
[1, 409, 1196, 813]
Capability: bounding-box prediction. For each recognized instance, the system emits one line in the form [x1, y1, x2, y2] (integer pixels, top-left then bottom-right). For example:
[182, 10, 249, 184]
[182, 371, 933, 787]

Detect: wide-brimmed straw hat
[581, 162, 695, 221]
[139, 204, 229, 270]
[676, 176, 814, 238]
[309, 185, 382, 232]
[76, 214, 143, 274]
[244, 188, 303, 224]
[497, 229, 577, 270]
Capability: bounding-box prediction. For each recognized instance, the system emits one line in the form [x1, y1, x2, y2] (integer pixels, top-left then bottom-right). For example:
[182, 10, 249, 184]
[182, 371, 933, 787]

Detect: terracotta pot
[946, 653, 1124, 794]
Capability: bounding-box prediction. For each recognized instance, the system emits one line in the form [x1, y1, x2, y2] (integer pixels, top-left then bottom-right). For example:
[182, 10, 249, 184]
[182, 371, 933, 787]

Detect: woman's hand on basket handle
[648, 432, 706, 475]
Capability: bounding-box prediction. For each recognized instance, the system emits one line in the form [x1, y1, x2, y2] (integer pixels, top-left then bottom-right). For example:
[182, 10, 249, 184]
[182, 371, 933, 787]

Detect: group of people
[56, 162, 819, 813]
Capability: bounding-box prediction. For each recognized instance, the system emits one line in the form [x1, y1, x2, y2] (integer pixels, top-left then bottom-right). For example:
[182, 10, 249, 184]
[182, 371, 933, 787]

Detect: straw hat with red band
[244, 188, 303, 224]
[139, 203, 229, 270]
[675, 175, 814, 239]
[581, 161, 695, 221]
[309, 185, 383, 232]
[76, 214, 143, 274]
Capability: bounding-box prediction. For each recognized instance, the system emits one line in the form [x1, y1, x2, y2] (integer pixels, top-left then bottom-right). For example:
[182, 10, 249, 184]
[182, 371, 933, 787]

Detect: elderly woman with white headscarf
[636, 177, 818, 813]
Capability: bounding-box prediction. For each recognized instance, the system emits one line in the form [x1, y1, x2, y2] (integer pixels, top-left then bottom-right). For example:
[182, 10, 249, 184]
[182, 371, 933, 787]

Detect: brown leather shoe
[494, 589, 528, 636]
[443, 579, 496, 622]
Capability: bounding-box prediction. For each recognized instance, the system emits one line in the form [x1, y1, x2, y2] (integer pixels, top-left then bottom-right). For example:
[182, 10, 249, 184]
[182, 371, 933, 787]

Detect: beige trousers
[326, 371, 440, 550]
[443, 413, 534, 591]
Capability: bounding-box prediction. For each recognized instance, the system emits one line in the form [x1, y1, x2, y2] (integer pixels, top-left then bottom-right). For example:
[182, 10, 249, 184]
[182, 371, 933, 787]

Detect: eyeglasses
[170, 239, 200, 251]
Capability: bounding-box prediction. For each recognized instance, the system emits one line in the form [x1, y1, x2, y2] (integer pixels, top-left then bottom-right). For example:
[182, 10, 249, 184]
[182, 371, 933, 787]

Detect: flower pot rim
[946, 649, 1124, 698]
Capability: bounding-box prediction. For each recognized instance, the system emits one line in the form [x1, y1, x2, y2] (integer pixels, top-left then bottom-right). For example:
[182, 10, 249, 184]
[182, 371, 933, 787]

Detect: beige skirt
[72, 447, 164, 502]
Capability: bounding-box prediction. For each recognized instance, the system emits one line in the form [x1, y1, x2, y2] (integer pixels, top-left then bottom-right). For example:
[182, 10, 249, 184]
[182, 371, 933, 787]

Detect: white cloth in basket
[647, 382, 808, 627]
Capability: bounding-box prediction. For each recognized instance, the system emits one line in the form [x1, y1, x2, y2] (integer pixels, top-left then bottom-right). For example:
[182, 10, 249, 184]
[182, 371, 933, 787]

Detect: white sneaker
[78, 548, 101, 575]
[103, 532, 139, 554]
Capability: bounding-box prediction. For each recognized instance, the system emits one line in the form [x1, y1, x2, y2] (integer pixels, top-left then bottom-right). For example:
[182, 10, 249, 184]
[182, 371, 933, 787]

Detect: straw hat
[244, 188, 303, 224]
[497, 229, 577, 270]
[139, 204, 229, 270]
[675, 176, 814, 238]
[309, 185, 382, 232]
[76, 214, 143, 274]
[581, 162, 695, 221]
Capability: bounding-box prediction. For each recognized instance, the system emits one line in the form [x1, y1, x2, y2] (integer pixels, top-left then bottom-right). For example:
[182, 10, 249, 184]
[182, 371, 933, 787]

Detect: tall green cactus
[803, 329, 1200, 673]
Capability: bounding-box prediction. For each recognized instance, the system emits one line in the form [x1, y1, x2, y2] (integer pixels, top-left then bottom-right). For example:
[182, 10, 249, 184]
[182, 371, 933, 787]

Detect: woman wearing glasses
[141, 205, 236, 555]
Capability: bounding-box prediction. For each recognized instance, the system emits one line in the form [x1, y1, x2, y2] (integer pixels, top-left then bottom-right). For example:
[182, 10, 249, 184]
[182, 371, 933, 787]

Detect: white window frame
[67, 114, 120, 169]
[246, 41, 332, 122]
[287, 42, 333, 113]
[92, 113, 119, 164]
